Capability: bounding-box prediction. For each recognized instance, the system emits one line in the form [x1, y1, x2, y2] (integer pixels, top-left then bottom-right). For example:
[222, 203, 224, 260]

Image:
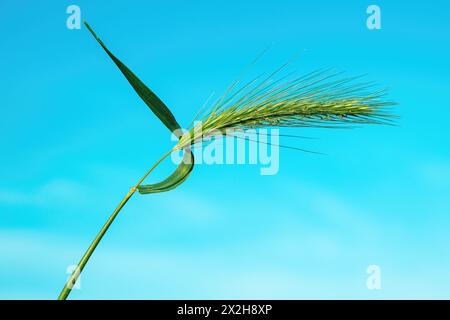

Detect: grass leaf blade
[138, 149, 194, 194]
[84, 21, 181, 133]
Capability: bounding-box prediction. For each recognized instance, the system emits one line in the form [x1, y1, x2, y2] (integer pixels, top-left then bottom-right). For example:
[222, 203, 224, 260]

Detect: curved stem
[57, 149, 173, 300]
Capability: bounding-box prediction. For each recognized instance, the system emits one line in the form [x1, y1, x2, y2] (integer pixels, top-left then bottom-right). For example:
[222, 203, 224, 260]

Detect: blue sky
[1, 1, 450, 299]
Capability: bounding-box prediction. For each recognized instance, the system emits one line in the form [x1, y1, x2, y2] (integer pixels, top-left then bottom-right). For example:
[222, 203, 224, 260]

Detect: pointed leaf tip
[85, 23, 181, 133]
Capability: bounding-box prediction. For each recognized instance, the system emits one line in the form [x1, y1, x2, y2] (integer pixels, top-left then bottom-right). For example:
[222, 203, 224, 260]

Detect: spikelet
[176, 69, 396, 149]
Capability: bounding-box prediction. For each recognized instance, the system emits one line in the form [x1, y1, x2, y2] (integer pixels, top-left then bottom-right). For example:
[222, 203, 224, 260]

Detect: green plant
[57, 22, 395, 300]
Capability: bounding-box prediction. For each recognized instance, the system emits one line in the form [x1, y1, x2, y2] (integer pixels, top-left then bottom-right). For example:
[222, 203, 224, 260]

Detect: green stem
[57, 150, 173, 300]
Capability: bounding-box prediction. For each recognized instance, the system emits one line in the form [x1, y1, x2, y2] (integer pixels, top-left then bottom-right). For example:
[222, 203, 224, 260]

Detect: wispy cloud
[0, 179, 90, 207]
[419, 160, 450, 187]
